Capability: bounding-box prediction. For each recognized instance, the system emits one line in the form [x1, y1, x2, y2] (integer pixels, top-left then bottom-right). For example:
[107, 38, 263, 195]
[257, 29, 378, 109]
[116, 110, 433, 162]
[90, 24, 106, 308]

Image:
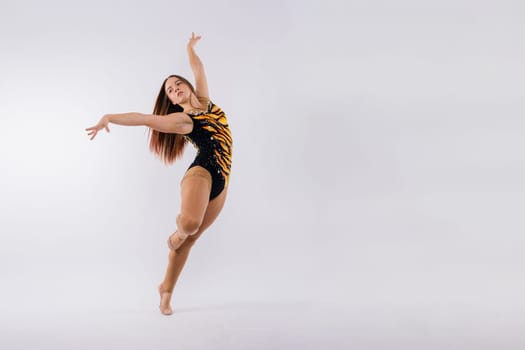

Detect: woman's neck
[180, 94, 204, 113]
[179, 102, 192, 112]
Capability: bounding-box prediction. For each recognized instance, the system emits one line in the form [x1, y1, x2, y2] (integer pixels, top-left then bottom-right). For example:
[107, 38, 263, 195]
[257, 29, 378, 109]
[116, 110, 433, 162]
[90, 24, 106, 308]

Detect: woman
[85, 32, 233, 315]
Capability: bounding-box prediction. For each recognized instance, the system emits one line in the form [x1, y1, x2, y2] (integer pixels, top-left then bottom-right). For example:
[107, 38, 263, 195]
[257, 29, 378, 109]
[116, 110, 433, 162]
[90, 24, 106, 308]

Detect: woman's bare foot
[158, 284, 173, 315]
[167, 231, 188, 251]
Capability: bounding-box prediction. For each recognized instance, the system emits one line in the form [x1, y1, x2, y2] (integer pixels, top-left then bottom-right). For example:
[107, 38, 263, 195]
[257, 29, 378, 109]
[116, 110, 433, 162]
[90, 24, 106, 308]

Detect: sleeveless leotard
[184, 99, 233, 200]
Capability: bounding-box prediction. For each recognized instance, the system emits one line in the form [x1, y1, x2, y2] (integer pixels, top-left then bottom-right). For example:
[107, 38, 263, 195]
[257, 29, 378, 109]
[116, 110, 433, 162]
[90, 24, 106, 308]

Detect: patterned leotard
[185, 100, 233, 200]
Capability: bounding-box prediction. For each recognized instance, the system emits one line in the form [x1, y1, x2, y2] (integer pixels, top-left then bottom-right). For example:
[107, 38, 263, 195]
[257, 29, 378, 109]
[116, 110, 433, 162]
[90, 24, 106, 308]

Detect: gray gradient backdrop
[1, 0, 524, 349]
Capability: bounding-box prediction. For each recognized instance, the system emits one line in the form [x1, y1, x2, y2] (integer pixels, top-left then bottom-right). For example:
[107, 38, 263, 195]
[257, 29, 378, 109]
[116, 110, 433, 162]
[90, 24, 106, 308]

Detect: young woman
[85, 32, 233, 315]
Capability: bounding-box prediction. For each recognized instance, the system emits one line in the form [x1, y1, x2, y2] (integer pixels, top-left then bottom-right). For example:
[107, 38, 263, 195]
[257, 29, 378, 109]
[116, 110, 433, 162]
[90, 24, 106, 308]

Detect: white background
[1, 0, 524, 349]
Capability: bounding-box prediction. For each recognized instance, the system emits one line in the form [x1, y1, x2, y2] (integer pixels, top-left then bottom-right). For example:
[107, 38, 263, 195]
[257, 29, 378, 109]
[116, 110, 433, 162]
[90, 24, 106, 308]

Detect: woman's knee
[177, 214, 202, 236]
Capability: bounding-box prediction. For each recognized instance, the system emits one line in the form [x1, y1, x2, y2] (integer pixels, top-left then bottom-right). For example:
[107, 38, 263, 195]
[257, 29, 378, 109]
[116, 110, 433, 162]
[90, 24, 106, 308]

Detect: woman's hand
[187, 32, 201, 50]
[85, 115, 110, 140]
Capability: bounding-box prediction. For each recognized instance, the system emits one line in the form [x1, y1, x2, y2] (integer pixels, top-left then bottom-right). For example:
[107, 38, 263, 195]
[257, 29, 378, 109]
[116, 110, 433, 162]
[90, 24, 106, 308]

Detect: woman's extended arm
[86, 112, 193, 140]
[187, 32, 209, 99]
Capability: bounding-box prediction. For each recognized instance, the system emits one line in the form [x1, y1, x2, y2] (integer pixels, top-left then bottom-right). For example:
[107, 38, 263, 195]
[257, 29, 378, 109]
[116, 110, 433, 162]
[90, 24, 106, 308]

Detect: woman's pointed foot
[158, 284, 173, 316]
[167, 231, 188, 251]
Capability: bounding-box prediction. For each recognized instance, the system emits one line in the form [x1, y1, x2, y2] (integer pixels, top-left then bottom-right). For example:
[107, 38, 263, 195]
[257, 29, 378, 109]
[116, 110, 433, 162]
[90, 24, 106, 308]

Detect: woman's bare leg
[159, 167, 228, 315]
[159, 188, 228, 314]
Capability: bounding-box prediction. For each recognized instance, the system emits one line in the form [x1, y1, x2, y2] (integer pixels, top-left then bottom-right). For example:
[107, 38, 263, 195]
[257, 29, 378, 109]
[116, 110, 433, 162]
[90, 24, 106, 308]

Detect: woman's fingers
[86, 116, 110, 140]
[86, 125, 103, 140]
[189, 32, 201, 45]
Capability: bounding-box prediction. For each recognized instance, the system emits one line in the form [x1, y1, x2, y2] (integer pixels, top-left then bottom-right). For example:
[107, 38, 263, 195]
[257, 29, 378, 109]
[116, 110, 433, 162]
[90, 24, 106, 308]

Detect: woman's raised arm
[187, 32, 209, 99]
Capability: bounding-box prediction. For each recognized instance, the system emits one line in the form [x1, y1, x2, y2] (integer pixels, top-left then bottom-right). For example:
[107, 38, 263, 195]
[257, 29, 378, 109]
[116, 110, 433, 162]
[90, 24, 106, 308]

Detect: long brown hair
[149, 75, 196, 164]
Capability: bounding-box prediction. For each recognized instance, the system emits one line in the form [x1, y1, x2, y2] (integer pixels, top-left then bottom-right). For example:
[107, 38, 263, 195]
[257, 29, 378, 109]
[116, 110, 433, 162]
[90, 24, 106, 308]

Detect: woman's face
[165, 77, 192, 105]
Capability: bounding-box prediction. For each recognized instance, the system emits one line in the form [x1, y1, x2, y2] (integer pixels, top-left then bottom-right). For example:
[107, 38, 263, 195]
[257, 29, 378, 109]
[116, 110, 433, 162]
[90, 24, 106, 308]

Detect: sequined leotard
[185, 99, 233, 200]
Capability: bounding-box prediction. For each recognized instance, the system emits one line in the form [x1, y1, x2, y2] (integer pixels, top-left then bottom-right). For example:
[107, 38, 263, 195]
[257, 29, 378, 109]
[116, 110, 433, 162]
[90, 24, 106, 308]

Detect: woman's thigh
[178, 166, 212, 226]
[184, 186, 228, 244]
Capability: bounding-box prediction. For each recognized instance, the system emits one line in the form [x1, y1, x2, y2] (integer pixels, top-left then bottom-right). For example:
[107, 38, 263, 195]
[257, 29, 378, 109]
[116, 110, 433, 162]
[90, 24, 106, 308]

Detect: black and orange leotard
[185, 99, 233, 200]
